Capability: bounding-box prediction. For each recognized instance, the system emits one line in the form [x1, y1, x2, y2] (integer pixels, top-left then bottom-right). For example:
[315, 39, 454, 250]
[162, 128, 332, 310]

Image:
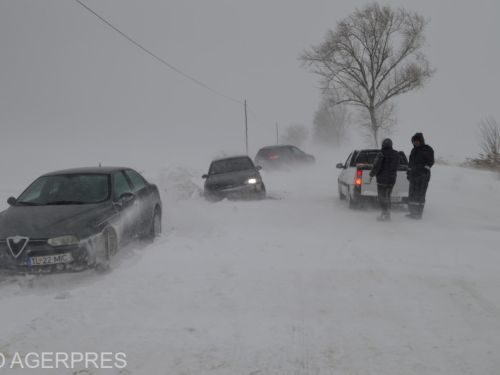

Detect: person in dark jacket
[369, 138, 400, 221]
[407, 132, 434, 219]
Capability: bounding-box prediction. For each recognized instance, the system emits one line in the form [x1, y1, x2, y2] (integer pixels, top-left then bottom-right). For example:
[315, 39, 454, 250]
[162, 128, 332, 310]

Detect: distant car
[337, 149, 409, 208]
[0, 167, 162, 272]
[255, 145, 315, 170]
[203, 156, 266, 200]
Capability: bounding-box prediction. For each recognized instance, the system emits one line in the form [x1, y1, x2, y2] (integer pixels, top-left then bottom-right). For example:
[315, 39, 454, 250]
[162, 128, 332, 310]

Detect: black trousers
[408, 175, 430, 217]
[377, 184, 394, 214]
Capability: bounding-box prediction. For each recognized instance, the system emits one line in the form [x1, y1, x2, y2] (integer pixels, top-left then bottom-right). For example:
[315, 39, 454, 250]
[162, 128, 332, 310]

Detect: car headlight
[247, 178, 258, 184]
[48, 235, 80, 246]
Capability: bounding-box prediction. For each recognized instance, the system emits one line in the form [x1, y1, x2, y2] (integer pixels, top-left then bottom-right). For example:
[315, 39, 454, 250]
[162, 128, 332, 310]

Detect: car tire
[338, 184, 346, 200]
[96, 227, 117, 272]
[257, 183, 266, 200]
[205, 192, 221, 202]
[145, 207, 162, 242]
[347, 187, 359, 209]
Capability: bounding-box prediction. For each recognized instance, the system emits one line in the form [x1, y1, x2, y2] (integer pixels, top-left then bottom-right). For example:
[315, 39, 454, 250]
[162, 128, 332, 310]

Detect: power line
[73, 0, 243, 105]
[73, 0, 281, 151]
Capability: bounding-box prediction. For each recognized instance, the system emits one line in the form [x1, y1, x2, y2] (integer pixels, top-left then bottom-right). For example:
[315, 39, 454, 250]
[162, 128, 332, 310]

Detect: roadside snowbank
[0, 161, 499, 374]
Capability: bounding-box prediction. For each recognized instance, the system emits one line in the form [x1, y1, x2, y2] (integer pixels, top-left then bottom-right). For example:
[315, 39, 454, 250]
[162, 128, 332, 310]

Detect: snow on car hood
[0, 203, 113, 239]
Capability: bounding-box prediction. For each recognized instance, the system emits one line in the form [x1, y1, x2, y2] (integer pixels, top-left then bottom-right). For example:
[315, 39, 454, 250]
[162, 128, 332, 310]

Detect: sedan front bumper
[0, 240, 90, 273]
[205, 183, 265, 200]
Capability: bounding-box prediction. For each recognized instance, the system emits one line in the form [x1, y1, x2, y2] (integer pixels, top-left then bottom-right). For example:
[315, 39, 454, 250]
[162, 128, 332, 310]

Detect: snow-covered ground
[1, 158, 499, 374]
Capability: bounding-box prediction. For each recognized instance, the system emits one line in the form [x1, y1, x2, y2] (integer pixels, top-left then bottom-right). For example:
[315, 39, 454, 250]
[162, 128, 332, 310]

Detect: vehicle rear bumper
[356, 194, 409, 204]
[360, 191, 408, 198]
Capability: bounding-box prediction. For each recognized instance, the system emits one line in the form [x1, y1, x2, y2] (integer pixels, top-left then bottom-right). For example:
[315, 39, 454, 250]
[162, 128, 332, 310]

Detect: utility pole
[244, 99, 248, 155]
[275, 122, 279, 145]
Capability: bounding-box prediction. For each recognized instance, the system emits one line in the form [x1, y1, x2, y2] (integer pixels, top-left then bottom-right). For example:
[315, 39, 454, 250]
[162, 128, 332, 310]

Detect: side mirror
[7, 197, 16, 206]
[255, 166, 262, 171]
[120, 192, 136, 201]
[112, 201, 123, 212]
[336, 163, 345, 169]
[202, 174, 208, 179]
[114, 192, 136, 209]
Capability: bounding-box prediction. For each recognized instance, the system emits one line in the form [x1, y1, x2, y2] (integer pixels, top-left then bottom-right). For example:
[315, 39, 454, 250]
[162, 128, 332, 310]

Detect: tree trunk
[369, 106, 379, 147]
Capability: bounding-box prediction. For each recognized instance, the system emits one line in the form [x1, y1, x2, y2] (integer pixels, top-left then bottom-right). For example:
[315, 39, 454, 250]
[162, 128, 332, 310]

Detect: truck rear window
[355, 151, 379, 164]
[398, 152, 408, 165]
[352, 150, 408, 166]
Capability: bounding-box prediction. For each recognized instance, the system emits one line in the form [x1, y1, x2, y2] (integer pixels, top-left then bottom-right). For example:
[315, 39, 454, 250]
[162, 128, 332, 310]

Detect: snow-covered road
[1, 162, 499, 374]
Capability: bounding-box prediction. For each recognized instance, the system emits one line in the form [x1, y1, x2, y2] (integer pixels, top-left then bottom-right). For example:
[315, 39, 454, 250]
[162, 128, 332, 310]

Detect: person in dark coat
[369, 138, 400, 221]
[407, 132, 434, 219]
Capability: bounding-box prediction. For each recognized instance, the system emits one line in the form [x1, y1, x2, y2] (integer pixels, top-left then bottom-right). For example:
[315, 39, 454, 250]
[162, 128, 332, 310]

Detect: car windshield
[16, 174, 111, 206]
[209, 158, 254, 175]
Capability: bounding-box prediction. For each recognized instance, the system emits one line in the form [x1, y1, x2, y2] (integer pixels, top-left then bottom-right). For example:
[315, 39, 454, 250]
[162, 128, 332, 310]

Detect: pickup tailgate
[358, 164, 409, 199]
[392, 170, 409, 199]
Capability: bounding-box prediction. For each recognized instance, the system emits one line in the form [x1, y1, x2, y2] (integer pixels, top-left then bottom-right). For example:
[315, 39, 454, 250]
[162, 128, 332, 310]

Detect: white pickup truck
[336, 149, 409, 208]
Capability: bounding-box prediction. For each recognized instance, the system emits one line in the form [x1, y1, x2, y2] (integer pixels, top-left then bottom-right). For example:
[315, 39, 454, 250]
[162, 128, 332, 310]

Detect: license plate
[27, 253, 73, 266]
[392, 196, 402, 203]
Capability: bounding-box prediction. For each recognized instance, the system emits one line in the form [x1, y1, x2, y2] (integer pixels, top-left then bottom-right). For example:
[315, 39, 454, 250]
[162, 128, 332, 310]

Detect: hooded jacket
[370, 138, 400, 186]
[408, 133, 434, 180]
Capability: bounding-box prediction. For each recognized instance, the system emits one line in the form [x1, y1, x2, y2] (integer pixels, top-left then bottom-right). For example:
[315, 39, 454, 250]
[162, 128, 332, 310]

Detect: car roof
[258, 145, 295, 150]
[42, 166, 131, 176]
[210, 155, 252, 163]
[354, 149, 406, 153]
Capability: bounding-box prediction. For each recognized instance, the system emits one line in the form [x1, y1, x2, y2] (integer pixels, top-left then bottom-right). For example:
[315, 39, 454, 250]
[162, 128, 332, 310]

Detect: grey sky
[1, 0, 499, 180]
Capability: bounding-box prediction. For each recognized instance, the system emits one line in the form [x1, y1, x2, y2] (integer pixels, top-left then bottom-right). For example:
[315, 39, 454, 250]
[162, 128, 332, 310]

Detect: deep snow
[0, 158, 499, 374]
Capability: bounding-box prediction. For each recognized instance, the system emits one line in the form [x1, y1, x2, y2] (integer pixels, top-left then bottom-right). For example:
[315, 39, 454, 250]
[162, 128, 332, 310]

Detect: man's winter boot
[415, 203, 424, 219]
[377, 212, 391, 221]
[407, 202, 419, 219]
[406, 213, 421, 219]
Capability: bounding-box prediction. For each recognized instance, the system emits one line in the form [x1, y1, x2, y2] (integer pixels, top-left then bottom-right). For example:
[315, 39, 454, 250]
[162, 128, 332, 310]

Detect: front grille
[0, 239, 87, 267]
[212, 183, 238, 190]
[0, 239, 48, 256]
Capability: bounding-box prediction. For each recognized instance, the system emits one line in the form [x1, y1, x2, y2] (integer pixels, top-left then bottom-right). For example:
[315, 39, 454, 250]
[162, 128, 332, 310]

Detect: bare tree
[313, 89, 349, 146]
[464, 117, 500, 171]
[301, 3, 433, 146]
[358, 101, 396, 145]
[478, 117, 500, 162]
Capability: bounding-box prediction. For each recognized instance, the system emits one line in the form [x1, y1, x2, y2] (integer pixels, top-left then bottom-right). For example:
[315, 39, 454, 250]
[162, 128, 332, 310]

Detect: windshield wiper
[15, 201, 41, 206]
[43, 200, 86, 205]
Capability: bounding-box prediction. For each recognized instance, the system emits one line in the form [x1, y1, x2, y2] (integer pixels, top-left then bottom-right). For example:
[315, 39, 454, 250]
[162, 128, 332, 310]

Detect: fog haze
[1, 0, 499, 180]
[1, 3, 500, 372]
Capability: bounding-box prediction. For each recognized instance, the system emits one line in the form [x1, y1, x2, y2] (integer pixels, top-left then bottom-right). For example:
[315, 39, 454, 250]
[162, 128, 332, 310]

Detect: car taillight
[269, 155, 279, 160]
[355, 169, 363, 185]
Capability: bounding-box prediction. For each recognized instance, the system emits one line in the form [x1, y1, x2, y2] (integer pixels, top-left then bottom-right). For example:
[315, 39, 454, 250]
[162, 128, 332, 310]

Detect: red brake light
[355, 169, 363, 185]
[269, 155, 279, 160]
